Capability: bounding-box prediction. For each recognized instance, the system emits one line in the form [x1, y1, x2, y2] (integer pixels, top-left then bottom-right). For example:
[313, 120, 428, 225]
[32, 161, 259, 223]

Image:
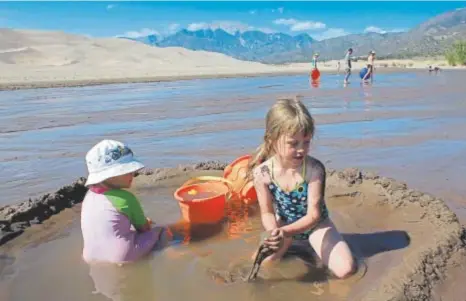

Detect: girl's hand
[146, 217, 153, 225]
[263, 228, 284, 251]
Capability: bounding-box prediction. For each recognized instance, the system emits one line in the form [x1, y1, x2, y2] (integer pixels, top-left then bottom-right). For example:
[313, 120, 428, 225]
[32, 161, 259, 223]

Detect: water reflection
[88, 260, 156, 301]
[310, 79, 320, 88]
[360, 81, 373, 112]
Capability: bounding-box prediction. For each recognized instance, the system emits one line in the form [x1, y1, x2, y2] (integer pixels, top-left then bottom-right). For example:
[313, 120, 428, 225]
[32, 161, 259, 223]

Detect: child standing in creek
[81, 139, 167, 264]
[248, 98, 355, 279]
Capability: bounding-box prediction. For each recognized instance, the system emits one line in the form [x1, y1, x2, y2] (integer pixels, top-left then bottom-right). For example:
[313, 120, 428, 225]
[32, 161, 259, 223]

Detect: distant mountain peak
[124, 8, 466, 63]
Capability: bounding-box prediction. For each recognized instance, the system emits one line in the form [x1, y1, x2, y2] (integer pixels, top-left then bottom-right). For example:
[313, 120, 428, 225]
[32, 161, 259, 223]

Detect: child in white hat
[81, 139, 166, 264]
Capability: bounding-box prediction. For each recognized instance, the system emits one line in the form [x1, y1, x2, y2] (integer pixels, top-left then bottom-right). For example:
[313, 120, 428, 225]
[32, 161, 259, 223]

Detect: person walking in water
[310, 53, 320, 82]
[343, 48, 353, 84]
[362, 50, 376, 83]
[311, 53, 320, 70]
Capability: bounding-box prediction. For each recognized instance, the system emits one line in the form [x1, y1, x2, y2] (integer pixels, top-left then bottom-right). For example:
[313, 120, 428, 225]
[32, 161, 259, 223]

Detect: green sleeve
[105, 190, 147, 228]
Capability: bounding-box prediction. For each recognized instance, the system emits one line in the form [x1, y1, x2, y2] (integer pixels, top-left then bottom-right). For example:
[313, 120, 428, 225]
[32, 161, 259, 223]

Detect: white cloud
[291, 21, 326, 31]
[273, 18, 326, 31]
[187, 22, 210, 31]
[119, 28, 160, 39]
[364, 26, 407, 34]
[274, 18, 297, 26]
[364, 26, 386, 34]
[390, 28, 407, 33]
[277, 7, 284, 14]
[187, 20, 273, 34]
[312, 28, 349, 41]
[249, 10, 257, 15]
[257, 27, 277, 34]
[106, 4, 116, 10]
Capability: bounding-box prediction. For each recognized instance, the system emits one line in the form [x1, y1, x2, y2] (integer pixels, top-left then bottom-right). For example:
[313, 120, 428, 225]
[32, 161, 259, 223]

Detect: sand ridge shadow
[343, 230, 411, 259]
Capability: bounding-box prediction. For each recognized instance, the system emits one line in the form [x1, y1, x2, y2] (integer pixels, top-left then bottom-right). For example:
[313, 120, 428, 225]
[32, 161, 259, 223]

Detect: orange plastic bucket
[174, 177, 232, 224]
[223, 155, 258, 205]
[311, 69, 320, 81]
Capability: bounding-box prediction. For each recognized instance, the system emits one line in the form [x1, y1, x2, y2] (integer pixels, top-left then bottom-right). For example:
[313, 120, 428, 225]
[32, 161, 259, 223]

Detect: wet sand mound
[1, 161, 465, 301]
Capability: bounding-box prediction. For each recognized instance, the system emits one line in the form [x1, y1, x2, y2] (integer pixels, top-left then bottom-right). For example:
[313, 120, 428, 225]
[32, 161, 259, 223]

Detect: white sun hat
[84, 139, 144, 186]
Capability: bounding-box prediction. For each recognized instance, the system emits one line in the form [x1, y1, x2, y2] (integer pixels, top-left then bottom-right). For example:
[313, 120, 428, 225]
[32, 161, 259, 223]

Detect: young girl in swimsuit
[81, 139, 167, 264]
[248, 98, 355, 279]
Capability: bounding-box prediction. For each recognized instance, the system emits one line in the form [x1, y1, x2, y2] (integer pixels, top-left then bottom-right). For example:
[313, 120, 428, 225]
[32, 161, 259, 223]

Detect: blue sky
[0, 1, 464, 40]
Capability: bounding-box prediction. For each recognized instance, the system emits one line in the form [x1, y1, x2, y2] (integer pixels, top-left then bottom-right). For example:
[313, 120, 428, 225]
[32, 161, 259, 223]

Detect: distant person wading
[362, 50, 376, 83]
[344, 48, 353, 84]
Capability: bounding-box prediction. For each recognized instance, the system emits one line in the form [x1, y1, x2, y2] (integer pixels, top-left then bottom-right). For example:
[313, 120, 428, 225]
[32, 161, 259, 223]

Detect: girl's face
[274, 131, 311, 167]
[105, 173, 134, 189]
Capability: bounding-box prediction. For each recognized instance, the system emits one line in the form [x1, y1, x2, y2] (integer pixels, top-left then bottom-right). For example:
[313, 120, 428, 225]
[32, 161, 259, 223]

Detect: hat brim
[85, 160, 145, 186]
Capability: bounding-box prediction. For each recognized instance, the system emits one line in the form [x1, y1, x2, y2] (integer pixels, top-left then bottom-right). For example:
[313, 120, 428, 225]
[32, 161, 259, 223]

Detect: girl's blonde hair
[247, 97, 315, 179]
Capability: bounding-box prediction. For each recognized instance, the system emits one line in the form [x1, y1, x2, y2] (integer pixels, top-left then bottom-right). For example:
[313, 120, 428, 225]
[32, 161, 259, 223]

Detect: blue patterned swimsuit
[268, 158, 329, 240]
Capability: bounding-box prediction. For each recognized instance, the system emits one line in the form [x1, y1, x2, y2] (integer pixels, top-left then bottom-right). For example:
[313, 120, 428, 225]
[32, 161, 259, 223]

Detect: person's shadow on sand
[343, 230, 410, 259]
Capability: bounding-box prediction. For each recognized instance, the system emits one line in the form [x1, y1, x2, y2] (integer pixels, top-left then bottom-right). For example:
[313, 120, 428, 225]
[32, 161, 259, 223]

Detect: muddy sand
[0, 161, 464, 301]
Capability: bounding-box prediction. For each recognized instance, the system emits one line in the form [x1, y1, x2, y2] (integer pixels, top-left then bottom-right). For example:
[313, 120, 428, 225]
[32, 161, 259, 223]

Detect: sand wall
[0, 161, 226, 245]
[328, 168, 466, 301]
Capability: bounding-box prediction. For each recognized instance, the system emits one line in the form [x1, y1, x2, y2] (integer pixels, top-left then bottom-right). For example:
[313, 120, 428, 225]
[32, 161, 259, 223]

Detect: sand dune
[0, 28, 460, 90]
[0, 29, 293, 82]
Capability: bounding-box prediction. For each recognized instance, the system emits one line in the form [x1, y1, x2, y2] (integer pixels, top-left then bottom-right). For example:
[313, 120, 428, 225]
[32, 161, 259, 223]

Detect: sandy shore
[1, 28, 464, 91]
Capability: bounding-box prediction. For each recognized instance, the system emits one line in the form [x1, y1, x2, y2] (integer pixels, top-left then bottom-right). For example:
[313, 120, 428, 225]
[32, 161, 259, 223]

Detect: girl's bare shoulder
[305, 156, 326, 182]
[252, 159, 273, 185]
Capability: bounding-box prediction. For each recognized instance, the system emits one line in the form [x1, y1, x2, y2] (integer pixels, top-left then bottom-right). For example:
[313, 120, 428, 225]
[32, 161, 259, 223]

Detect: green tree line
[445, 40, 466, 66]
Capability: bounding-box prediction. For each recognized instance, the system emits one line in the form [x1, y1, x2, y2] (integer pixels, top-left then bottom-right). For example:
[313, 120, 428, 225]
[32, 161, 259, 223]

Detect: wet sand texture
[0, 178, 87, 245]
[326, 169, 465, 301]
[1, 161, 465, 301]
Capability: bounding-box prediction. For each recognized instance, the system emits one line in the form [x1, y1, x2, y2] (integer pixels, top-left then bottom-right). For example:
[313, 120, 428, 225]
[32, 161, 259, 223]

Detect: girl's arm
[279, 159, 325, 237]
[253, 165, 279, 231]
[363, 65, 372, 80]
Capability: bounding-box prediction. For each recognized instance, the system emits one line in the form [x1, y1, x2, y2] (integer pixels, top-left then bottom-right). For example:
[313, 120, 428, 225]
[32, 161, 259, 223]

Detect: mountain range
[127, 8, 466, 64]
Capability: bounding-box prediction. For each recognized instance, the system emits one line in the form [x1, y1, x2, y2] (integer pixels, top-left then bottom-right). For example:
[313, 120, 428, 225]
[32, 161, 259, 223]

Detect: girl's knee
[331, 257, 356, 279]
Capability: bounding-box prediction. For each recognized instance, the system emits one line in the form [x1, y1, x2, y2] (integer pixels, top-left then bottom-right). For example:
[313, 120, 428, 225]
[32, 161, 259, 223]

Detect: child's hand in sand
[263, 229, 284, 251]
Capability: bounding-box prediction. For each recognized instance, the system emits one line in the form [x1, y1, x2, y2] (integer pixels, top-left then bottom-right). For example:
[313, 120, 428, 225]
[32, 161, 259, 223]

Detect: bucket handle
[223, 155, 252, 179]
[181, 176, 234, 190]
[183, 176, 238, 198]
